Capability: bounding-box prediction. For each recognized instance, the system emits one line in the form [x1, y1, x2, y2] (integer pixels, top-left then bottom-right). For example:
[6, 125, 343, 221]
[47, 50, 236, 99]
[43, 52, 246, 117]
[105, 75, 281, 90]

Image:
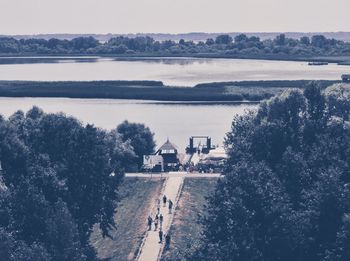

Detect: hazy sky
[1, 0, 350, 34]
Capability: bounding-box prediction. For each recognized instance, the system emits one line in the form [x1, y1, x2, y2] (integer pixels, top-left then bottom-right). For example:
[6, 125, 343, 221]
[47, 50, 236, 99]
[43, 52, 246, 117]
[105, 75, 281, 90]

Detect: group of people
[147, 194, 173, 244]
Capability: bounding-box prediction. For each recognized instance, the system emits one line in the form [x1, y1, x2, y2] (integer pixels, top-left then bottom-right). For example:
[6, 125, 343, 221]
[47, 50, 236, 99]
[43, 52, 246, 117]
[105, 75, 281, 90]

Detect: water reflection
[0, 97, 257, 151]
[0, 57, 348, 86]
[0, 56, 208, 65]
[111, 57, 213, 66]
[0, 56, 99, 64]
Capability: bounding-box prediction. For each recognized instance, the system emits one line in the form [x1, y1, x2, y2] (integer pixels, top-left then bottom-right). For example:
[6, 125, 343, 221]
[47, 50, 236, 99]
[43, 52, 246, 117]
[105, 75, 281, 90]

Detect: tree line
[190, 83, 350, 261]
[1, 34, 350, 57]
[0, 108, 155, 261]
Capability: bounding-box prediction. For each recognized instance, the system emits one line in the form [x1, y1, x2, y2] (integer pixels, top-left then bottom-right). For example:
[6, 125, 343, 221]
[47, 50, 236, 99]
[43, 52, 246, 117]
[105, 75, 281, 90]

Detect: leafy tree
[70, 37, 99, 50]
[0, 228, 51, 261]
[191, 84, 350, 261]
[116, 120, 156, 170]
[300, 36, 310, 45]
[205, 38, 215, 45]
[0, 37, 20, 53]
[45, 199, 84, 261]
[325, 83, 350, 121]
[0, 107, 146, 260]
[274, 34, 286, 45]
[234, 34, 248, 43]
[311, 35, 328, 48]
[215, 35, 233, 45]
[106, 129, 138, 173]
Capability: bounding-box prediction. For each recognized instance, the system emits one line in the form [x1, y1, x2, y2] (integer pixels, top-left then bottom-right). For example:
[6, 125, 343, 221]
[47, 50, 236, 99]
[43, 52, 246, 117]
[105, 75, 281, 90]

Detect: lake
[0, 97, 257, 151]
[0, 57, 349, 86]
[1, 56, 342, 151]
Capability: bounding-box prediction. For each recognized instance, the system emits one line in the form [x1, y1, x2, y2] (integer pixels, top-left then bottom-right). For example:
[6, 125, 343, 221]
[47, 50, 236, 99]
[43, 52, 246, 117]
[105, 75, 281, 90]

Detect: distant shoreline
[0, 53, 350, 65]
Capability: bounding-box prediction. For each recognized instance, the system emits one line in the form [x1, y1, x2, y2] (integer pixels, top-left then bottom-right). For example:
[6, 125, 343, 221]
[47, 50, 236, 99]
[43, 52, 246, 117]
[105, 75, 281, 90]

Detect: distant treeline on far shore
[1, 34, 350, 62]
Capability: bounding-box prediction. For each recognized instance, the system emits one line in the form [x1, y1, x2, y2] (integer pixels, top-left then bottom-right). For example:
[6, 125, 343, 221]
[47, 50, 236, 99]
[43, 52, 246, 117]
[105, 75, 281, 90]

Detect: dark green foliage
[116, 120, 156, 170]
[191, 84, 350, 261]
[0, 228, 51, 261]
[1, 34, 350, 59]
[215, 35, 233, 45]
[0, 107, 150, 260]
[274, 34, 286, 46]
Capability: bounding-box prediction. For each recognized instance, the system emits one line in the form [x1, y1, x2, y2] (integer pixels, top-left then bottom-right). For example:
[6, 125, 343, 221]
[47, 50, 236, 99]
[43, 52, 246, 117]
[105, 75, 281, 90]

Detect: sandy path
[136, 176, 184, 261]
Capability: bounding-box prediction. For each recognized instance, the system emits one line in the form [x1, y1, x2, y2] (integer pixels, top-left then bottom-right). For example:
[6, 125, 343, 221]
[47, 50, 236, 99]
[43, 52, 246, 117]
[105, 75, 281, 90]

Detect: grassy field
[0, 80, 338, 102]
[90, 177, 165, 261]
[161, 178, 218, 261]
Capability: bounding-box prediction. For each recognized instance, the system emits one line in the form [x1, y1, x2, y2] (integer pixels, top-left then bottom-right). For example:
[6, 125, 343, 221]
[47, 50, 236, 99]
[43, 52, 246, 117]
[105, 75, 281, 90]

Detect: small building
[342, 74, 350, 83]
[156, 139, 179, 171]
[143, 155, 164, 172]
[143, 139, 180, 172]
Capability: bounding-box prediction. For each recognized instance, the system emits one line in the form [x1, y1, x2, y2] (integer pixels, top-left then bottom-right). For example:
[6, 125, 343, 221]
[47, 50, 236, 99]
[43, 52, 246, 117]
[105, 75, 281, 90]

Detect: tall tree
[215, 34, 233, 45]
[116, 120, 156, 170]
[191, 84, 350, 261]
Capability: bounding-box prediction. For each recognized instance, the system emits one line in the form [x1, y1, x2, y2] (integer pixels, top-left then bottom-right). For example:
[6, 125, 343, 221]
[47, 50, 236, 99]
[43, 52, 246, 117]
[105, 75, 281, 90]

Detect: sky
[0, 0, 350, 35]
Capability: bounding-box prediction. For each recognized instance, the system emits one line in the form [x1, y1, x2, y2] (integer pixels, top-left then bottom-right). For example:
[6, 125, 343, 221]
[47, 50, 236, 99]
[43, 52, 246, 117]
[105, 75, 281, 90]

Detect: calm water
[0, 57, 349, 86]
[0, 98, 257, 151]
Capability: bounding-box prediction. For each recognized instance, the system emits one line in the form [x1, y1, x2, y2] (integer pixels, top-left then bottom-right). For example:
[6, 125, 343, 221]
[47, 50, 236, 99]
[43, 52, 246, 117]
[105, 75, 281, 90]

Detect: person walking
[154, 218, 159, 231]
[157, 203, 161, 214]
[163, 194, 167, 207]
[157, 198, 161, 214]
[159, 229, 163, 243]
[159, 213, 164, 228]
[168, 199, 173, 214]
[147, 215, 153, 231]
